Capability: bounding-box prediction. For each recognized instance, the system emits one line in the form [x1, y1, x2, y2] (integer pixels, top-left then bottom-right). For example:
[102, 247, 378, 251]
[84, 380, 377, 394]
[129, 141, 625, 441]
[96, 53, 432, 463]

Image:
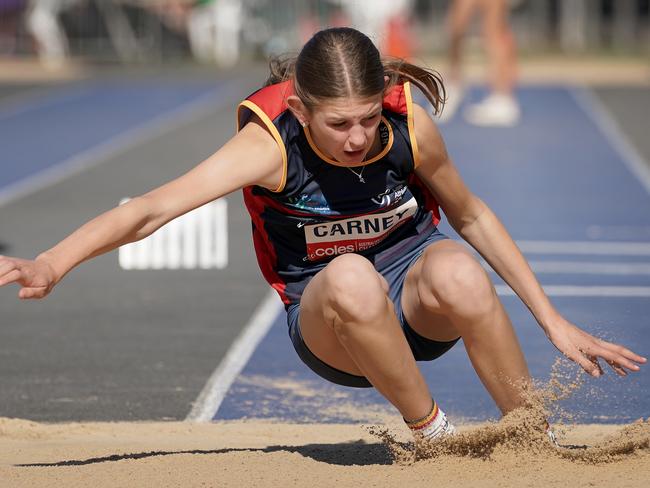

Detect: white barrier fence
[118, 198, 228, 270]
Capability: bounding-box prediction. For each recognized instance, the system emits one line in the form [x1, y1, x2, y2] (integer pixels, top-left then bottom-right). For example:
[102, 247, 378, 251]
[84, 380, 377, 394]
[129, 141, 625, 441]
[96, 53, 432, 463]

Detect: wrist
[35, 251, 65, 284]
[532, 303, 563, 334]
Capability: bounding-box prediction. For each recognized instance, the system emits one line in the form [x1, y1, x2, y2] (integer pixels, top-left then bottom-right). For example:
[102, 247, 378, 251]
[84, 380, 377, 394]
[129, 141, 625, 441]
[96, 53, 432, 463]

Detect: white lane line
[528, 260, 650, 275]
[496, 285, 650, 297]
[571, 86, 650, 195]
[0, 83, 240, 209]
[516, 240, 650, 256]
[484, 260, 650, 275]
[185, 290, 284, 422]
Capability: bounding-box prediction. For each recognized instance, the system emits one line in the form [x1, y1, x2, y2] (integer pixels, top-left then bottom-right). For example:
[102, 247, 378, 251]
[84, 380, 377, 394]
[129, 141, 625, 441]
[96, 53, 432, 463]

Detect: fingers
[0, 257, 34, 287]
[586, 354, 605, 376]
[595, 338, 647, 366]
[588, 340, 646, 375]
[0, 257, 17, 283]
[572, 336, 646, 377]
[605, 359, 627, 377]
[0, 268, 22, 287]
[18, 286, 49, 300]
[0, 257, 51, 299]
[0, 259, 30, 287]
[555, 328, 603, 377]
[0, 256, 56, 301]
[564, 346, 603, 377]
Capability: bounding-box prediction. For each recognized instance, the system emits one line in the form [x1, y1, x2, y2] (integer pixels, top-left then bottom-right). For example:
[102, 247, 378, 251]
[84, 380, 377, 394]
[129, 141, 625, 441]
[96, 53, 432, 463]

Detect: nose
[347, 125, 366, 150]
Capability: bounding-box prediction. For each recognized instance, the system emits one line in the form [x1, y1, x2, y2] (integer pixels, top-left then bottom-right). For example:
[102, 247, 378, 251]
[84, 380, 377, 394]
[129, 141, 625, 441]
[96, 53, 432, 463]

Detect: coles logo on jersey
[304, 197, 417, 261]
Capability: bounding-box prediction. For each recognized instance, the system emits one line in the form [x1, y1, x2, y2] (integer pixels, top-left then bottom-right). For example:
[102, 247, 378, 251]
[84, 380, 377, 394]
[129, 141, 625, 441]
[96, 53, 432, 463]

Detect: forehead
[313, 96, 383, 118]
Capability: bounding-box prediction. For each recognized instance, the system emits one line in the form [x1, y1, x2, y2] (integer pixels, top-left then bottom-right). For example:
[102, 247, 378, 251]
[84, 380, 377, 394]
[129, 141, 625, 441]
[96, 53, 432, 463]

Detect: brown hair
[266, 27, 446, 115]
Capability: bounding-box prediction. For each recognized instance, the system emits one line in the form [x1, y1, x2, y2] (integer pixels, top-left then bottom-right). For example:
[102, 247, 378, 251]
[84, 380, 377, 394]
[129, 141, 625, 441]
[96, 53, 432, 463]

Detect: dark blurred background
[0, 0, 648, 69]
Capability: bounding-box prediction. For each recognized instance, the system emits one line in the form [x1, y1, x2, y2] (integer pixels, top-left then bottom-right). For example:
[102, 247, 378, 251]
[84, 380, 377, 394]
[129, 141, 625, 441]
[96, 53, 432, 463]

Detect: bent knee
[321, 254, 389, 321]
[418, 248, 495, 315]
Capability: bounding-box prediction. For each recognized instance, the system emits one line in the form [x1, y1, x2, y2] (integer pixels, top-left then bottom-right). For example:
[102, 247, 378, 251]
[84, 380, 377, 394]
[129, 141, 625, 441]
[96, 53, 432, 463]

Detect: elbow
[449, 197, 489, 236]
[122, 196, 161, 241]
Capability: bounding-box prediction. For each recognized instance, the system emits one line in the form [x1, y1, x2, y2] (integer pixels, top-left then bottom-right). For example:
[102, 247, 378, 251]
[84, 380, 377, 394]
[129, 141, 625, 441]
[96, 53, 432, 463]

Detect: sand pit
[1, 363, 646, 486]
[1, 416, 649, 488]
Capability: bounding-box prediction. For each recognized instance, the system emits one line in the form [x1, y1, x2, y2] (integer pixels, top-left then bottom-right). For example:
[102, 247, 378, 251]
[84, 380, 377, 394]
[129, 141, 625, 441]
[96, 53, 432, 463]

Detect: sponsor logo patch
[304, 197, 417, 261]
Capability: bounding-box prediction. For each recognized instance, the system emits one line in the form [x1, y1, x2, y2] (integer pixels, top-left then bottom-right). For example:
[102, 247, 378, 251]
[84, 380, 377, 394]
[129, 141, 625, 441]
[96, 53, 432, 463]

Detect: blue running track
[216, 86, 650, 424]
[0, 80, 229, 193]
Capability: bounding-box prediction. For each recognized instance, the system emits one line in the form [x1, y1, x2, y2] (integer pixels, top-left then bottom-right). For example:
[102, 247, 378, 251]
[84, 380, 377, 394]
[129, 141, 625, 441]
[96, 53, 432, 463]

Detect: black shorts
[287, 229, 461, 388]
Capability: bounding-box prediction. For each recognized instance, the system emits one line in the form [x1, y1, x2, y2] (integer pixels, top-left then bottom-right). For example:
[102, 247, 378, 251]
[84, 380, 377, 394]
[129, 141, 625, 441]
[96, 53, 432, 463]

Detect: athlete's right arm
[0, 116, 283, 299]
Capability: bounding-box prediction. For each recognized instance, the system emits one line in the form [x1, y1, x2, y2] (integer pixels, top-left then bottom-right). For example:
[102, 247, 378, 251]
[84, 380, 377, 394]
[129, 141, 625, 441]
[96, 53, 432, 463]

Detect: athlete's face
[308, 95, 384, 165]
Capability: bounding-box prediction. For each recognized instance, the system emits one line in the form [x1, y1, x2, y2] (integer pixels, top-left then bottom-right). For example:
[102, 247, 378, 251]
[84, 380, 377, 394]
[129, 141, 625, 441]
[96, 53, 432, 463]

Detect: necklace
[347, 165, 366, 183]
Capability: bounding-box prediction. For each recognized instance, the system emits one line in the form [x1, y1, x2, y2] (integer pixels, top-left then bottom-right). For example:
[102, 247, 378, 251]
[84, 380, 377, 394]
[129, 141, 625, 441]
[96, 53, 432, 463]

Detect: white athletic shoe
[415, 411, 457, 442]
[436, 81, 464, 124]
[463, 93, 521, 127]
[435, 412, 457, 438]
[546, 427, 559, 447]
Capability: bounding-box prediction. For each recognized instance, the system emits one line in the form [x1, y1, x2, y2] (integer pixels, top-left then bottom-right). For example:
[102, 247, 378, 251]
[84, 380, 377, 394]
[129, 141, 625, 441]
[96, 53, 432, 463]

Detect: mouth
[343, 149, 365, 159]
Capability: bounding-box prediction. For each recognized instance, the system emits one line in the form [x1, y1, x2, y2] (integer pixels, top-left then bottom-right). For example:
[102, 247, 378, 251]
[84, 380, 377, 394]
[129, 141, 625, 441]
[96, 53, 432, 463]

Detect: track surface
[0, 73, 648, 422]
[0, 70, 270, 421]
[215, 85, 650, 424]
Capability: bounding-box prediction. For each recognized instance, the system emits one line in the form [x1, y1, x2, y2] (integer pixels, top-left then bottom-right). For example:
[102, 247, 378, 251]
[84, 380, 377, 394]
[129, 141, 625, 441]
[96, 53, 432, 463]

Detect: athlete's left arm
[411, 104, 646, 376]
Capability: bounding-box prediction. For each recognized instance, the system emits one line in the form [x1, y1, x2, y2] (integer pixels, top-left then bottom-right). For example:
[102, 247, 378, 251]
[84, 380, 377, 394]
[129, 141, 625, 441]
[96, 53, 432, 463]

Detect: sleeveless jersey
[237, 80, 441, 306]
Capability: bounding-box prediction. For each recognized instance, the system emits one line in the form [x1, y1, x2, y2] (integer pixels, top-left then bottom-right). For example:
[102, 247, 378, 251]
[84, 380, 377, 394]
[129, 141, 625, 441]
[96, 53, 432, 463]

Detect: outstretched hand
[546, 315, 647, 377]
[0, 255, 57, 299]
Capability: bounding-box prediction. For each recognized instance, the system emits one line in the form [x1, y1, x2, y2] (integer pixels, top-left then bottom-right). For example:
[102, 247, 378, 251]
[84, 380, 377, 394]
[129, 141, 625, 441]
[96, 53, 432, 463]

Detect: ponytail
[265, 55, 296, 86]
[383, 58, 446, 116]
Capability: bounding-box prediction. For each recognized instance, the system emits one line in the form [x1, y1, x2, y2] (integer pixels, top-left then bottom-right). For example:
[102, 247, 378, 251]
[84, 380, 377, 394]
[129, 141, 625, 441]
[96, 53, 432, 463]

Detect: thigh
[297, 255, 390, 378]
[479, 0, 508, 31]
[448, 0, 480, 31]
[401, 239, 477, 342]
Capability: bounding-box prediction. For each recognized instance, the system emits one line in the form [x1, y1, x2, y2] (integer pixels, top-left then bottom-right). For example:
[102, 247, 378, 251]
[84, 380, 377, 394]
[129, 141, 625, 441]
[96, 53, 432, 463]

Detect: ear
[286, 95, 310, 126]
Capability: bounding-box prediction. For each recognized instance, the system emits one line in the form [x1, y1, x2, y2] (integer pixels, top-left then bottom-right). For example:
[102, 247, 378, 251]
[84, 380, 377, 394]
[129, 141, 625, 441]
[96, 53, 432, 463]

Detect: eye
[364, 113, 380, 123]
[331, 121, 347, 128]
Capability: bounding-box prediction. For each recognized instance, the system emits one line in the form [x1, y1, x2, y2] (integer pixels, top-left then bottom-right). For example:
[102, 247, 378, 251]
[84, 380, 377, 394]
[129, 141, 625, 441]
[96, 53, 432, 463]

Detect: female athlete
[0, 27, 645, 442]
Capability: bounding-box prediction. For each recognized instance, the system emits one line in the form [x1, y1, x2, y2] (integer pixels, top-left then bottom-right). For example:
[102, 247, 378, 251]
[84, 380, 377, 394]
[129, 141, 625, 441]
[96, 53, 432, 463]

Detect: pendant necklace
[347, 165, 366, 183]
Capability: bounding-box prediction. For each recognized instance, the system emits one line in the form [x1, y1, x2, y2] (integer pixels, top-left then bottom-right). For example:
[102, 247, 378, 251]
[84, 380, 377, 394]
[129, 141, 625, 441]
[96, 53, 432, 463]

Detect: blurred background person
[441, 0, 520, 126]
[187, 0, 243, 66]
[334, 0, 414, 58]
[2, 0, 646, 77]
[0, 0, 26, 55]
[26, 0, 83, 69]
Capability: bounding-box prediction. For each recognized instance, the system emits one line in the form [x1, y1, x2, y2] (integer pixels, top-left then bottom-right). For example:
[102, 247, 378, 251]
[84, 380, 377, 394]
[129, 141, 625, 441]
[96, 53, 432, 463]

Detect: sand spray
[368, 357, 649, 465]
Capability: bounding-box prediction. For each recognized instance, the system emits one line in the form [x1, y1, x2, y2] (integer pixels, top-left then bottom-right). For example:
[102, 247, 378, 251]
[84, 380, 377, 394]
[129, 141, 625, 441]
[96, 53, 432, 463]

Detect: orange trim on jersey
[403, 82, 421, 169]
[302, 116, 394, 168]
[237, 100, 288, 193]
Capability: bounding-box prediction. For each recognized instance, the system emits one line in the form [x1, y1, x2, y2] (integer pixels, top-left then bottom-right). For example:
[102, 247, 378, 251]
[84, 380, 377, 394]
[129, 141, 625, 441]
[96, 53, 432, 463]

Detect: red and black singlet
[238, 80, 441, 306]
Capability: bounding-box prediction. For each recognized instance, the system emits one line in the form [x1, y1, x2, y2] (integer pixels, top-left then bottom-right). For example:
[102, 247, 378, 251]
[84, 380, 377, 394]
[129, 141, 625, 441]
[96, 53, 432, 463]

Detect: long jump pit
[1, 413, 649, 487]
